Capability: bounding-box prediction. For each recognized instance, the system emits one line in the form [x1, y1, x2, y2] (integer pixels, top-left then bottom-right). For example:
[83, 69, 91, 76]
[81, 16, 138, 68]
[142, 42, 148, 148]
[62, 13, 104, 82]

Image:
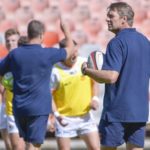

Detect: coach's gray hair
[108, 2, 134, 27]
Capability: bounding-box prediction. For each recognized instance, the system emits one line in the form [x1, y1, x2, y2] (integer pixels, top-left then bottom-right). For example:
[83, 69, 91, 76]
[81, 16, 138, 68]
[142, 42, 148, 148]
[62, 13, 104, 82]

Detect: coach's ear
[121, 15, 128, 26]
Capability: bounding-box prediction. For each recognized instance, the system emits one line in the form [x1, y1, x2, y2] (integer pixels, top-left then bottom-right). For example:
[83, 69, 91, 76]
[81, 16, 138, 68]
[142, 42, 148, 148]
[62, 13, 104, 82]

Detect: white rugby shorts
[7, 115, 19, 134]
[55, 112, 98, 137]
[0, 102, 7, 129]
[0, 102, 19, 133]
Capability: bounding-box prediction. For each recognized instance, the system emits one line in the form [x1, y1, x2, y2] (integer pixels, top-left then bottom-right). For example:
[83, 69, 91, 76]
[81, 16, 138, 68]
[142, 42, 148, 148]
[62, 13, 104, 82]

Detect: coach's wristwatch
[82, 67, 87, 75]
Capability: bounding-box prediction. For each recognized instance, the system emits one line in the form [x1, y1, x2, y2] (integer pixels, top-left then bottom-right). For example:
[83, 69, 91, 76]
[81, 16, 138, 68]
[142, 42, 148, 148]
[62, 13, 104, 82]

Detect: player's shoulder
[51, 65, 60, 81]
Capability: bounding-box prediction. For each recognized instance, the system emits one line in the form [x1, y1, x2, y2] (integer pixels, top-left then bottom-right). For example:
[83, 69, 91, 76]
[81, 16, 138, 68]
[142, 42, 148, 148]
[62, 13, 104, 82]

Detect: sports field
[0, 138, 149, 150]
[0, 137, 149, 150]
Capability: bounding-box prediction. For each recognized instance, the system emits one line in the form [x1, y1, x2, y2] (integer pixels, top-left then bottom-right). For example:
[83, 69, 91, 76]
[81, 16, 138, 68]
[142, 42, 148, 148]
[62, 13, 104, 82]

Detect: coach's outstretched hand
[59, 16, 76, 60]
[60, 16, 69, 35]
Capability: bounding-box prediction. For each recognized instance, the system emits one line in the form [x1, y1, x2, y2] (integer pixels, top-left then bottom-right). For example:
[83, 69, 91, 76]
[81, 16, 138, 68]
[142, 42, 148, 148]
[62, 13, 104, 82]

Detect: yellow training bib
[53, 57, 92, 116]
[5, 89, 13, 115]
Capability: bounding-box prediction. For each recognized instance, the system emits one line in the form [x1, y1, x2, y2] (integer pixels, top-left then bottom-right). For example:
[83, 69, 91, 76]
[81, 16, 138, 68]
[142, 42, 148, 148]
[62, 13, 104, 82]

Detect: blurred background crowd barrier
[0, 0, 150, 56]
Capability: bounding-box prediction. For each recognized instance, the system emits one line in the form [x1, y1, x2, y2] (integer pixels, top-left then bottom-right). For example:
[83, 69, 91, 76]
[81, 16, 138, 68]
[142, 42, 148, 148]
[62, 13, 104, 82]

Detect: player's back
[9, 44, 66, 117]
[11, 44, 52, 94]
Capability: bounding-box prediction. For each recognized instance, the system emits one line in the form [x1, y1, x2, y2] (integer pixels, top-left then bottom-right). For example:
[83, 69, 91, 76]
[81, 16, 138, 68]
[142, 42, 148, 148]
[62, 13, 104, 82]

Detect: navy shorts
[99, 119, 146, 147]
[15, 115, 48, 143]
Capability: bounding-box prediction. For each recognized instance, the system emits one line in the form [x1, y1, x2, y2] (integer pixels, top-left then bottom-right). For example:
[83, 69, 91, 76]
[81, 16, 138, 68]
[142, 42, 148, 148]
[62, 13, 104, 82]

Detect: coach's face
[106, 9, 123, 34]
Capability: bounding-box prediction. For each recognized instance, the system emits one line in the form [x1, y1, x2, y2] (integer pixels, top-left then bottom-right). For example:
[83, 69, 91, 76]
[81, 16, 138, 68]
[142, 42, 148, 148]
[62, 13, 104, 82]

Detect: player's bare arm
[52, 98, 68, 127]
[90, 80, 99, 110]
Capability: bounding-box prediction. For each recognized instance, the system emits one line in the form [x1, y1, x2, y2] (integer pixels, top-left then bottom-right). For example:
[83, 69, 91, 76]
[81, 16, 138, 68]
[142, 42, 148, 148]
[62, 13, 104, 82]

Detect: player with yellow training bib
[50, 39, 100, 150]
[0, 29, 25, 150]
[2, 72, 18, 133]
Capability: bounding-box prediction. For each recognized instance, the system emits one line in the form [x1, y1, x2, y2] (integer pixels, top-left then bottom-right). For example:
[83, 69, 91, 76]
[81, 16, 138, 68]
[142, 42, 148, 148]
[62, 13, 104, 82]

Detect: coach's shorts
[7, 115, 19, 134]
[99, 119, 146, 147]
[55, 112, 98, 138]
[0, 103, 7, 130]
[148, 102, 150, 124]
[15, 115, 48, 144]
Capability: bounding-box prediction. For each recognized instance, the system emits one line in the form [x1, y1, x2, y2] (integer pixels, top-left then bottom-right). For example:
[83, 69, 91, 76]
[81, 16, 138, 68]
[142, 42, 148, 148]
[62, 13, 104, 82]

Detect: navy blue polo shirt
[0, 44, 67, 116]
[102, 28, 150, 122]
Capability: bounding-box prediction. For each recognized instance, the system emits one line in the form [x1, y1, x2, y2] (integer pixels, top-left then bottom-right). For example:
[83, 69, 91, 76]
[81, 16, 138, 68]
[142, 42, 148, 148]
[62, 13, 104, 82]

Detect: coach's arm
[81, 62, 119, 84]
[60, 17, 77, 60]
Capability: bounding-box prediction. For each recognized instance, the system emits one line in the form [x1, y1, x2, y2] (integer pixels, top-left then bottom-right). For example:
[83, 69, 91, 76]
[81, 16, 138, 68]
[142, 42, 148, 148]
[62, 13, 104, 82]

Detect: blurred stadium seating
[0, 0, 149, 49]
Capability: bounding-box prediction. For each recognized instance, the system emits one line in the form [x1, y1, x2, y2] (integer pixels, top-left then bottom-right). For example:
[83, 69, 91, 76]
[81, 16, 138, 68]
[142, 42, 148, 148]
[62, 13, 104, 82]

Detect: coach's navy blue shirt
[102, 28, 150, 122]
[0, 44, 67, 116]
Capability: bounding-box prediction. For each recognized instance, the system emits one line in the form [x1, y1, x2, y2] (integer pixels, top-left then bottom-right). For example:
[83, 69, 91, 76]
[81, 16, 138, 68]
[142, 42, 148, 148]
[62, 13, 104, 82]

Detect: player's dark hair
[18, 36, 29, 46]
[27, 20, 45, 40]
[108, 2, 134, 27]
[59, 38, 77, 48]
[5, 28, 20, 40]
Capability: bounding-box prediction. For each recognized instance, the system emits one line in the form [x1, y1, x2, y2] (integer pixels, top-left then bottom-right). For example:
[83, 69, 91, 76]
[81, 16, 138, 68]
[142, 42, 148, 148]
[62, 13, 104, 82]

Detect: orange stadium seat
[77, 0, 89, 6]
[43, 7, 60, 32]
[83, 13, 102, 36]
[0, 45, 8, 58]
[15, 6, 34, 35]
[2, 0, 20, 13]
[77, 0, 90, 4]
[96, 27, 114, 50]
[147, 9, 150, 19]
[73, 5, 90, 23]
[49, 0, 60, 8]
[15, 6, 34, 25]
[31, 0, 49, 13]
[134, 8, 147, 24]
[20, 0, 31, 8]
[0, 19, 17, 33]
[0, 9, 6, 21]
[71, 30, 88, 47]
[72, 5, 91, 31]
[0, 0, 149, 48]
[89, 0, 109, 13]
[43, 31, 59, 47]
[139, 20, 150, 39]
[59, 0, 77, 13]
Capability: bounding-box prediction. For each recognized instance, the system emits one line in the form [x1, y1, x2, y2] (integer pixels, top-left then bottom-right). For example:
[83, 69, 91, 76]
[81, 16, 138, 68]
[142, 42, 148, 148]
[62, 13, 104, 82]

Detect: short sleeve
[0, 54, 11, 76]
[50, 66, 60, 91]
[47, 47, 67, 65]
[102, 38, 123, 73]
